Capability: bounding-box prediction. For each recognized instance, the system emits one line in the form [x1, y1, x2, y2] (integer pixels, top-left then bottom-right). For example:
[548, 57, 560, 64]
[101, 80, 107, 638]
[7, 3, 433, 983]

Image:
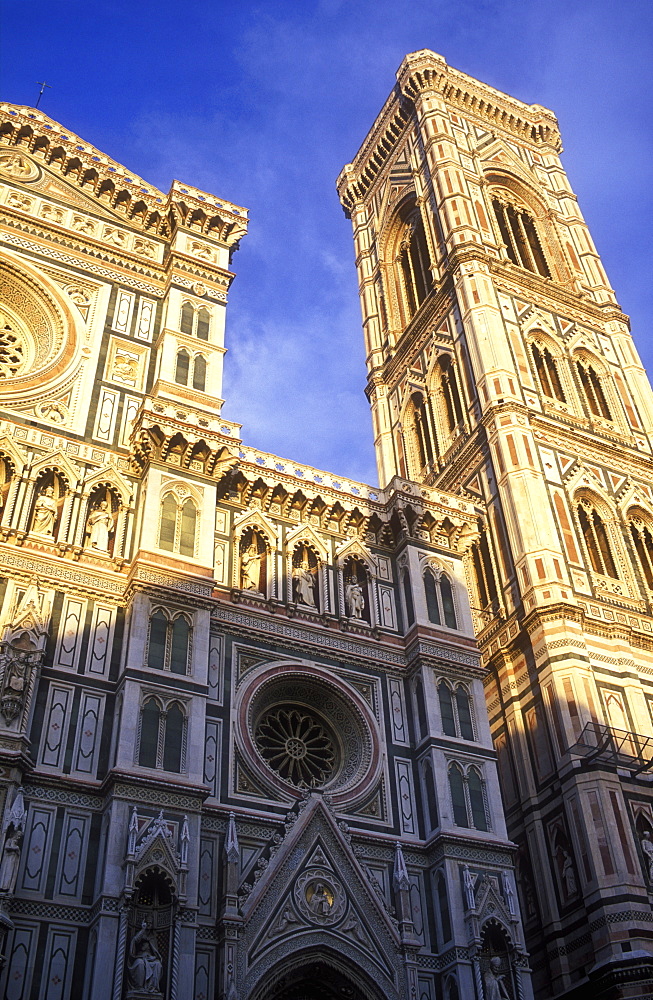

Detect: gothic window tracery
[628, 510, 653, 590]
[531, 341, 565, 403]
[389, 200, 434, 325]
[158, 492, 198, 557]
[471, 526, 499, 614]
[576, 499, 618, 578]
[448, 761, 489, 831]
[175, 349, 207, 392]
[437, 356, 465, 434]
[147, 609, 191, 675]
[492, 196, 550, 277]
[0, 311, 27, 378]
[424, 566, 458, 629]
[137, 696, 187, 773]
[438, 681, 475, 740]
[179, 301, 211, 340]
[409, 391, 436, 471]
[575, 356, 611, 420]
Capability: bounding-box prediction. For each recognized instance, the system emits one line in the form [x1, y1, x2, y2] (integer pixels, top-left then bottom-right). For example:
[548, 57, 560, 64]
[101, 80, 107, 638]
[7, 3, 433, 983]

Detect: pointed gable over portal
[240, 794, 402, 1000]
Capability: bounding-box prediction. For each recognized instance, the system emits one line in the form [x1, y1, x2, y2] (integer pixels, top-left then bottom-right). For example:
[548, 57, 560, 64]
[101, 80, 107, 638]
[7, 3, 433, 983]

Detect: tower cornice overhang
[337, 50, 562, 216]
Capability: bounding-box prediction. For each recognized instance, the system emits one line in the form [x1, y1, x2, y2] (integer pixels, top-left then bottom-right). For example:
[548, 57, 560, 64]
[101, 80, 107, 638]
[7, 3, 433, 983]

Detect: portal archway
[250, 950, 392, 1000]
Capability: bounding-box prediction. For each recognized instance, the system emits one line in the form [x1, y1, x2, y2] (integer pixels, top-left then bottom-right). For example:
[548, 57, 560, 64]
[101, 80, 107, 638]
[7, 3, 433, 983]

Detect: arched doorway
[251, 951, 391, 1000]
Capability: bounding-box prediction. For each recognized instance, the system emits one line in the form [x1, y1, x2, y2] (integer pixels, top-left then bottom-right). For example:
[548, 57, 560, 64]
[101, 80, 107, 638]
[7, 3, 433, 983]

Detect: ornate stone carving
[293, 868, 346, 926]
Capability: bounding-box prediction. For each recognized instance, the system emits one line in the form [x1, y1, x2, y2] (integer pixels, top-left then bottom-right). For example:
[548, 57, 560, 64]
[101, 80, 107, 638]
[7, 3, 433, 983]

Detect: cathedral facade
[0, 82, 531, 1000]
[337, 50, 653, 999]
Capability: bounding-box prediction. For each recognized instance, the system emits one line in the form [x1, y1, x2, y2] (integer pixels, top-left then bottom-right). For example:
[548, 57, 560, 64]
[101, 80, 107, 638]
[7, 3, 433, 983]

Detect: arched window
[471, 528, 499, 612]
[402, 571, 415, 628]
[180, 302, 194, 335]
[438, 681, 475, 740]
[629, 513, 653, 589]
[576, 358, 611, 419]
[448, 761, 489, 830]
[492, 197, 550, 277]
[147, 610, 192, 675]
[158, 493, 198, 557]
[390, 201, 433, 324]
[196, 307, 210, 340]
[448, 763, 468, 827]
[138, 698, 187, 772]
[410, 392, 435, 470]
[435, 872, 452, 943]
[193, 355, 207, 392]
[414, 675, 428, 740]
[138, 698, 160, 768]
[423, 759, 438, 831]
[424, 568, 458, 629]
[468, 767, 488, 831]
[162, 703, 185, 772]
[531, 342, 565, 402]
[576, 501, 618, 578]
[175, 349, 190, 386]
[438, 356, 464, 433]
[147, 611, 168, 668]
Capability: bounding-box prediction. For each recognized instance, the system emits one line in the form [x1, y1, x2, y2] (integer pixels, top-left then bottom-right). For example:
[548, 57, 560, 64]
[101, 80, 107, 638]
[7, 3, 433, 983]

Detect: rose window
[255, 707, 336, 787]
[0, 314, 26, 378]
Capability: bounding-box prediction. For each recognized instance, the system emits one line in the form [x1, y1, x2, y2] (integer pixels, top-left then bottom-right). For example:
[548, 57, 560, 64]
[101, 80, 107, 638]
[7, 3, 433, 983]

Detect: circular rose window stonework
[236, 663, 381, 804]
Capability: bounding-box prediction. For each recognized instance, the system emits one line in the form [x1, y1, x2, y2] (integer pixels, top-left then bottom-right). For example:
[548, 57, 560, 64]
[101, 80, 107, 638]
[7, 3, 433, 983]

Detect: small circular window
[255, 706, 337, 787]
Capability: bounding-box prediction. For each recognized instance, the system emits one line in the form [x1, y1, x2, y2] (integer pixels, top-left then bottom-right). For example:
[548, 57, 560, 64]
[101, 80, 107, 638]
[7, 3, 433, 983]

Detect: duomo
[0, 48, 651, 1000]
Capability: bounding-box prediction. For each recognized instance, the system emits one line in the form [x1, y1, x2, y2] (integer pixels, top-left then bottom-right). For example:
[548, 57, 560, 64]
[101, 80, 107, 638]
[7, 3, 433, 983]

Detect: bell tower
[339, 50, 653, 999]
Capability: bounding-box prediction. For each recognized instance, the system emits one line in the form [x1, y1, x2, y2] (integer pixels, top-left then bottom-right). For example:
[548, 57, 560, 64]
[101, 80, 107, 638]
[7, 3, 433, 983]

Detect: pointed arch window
[137, 697, 187, 772]
[424, 568, 458, 629]
[531, 343, 565, 402]
[448, 761, 489, 830]
[471, 528, 499, 612]
[629, 515, 653, 589]
[147, 610, 192, 675]
[435, 871, 452, 943]
[438, 356, 464, 433]
[576, 359, 611, 419]
[175, 350, 208, 392]
[438, 681, 475, 740]
[410, 392, 435, 470]
[175, 349, 190, 385]
[180, 301, 212, 340]
[392, 202, 433, 323]
[158, 492, 198, 557]
[192, 354, 207, 391]
[576, 501, 618, 578]
[492, 197, 550, 277]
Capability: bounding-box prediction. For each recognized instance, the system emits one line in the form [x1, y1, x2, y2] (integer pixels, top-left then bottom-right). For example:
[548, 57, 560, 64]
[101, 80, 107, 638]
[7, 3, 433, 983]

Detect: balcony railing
[569, 722, 653, 775]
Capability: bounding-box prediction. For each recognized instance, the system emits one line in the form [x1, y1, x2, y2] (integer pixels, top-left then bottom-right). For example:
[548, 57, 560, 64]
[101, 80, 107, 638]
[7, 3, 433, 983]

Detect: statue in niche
[240, 533, 264, 592]
[345, 567, 365, 619]
[560, 849, 577, 897]
[127, 920, 163, 994]
[483, 957, 511, 1000]
[31, 485, 57, 536]
[640, 830, 653, 882]
[0, 646, 36, 723]
[293, 548, 317, 607]
[85, 500, 114, 552]
[0, 790, 26, 895]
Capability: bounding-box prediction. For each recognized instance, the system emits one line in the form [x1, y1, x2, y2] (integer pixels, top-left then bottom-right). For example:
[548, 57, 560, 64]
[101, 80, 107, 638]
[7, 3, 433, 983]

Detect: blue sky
[2, 1, 652, 486]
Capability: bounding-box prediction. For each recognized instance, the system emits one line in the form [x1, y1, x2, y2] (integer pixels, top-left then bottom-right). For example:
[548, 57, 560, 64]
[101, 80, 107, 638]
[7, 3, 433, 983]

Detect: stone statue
[241, 538, 263, 592]
[0, 647, 33, 723]
[463, 865, 476, 910]
[0, 827, 22, 894]
[640, 830, 653, 882]
[483, 957, 511, 1000]
[85, 501, 114, 552]
[345, 577, 365, 619]
[31, 486, 57, 536]
[127, 920, 163, 994]
[560, 849, 577, 897]
[502, 870, 516, 915]
[308, 882, 332, 916]
[293, 557, 316, 607]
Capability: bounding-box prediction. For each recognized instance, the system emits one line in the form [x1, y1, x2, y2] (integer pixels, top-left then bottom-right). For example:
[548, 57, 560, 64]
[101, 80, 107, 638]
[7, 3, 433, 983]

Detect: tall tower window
[137, 697, 187, 773]
[438, 681, 475, 740]
[628, 513, 653, 590]
[158, 493, 198, 557]
[390, 201, 434, 324]
[410, 392, 435, 471]
[180, 301, 211, 340]
[531, 343, 565, 402]
[492, 198, 550, 277]
[438, 356, 464, 433]
[175, 350, 208, 392]
[448, 761, 489, 830]
[424, 568, 458, 629]
[576, 501, 618, 578]
[576, 359, 611, 419]
[147, 609, 192, 674]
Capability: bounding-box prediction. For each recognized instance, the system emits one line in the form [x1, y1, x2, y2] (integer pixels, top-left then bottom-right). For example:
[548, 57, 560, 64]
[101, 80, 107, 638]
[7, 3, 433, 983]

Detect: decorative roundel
[236, 662, 382, 804]
[294, 868, 346, 926]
